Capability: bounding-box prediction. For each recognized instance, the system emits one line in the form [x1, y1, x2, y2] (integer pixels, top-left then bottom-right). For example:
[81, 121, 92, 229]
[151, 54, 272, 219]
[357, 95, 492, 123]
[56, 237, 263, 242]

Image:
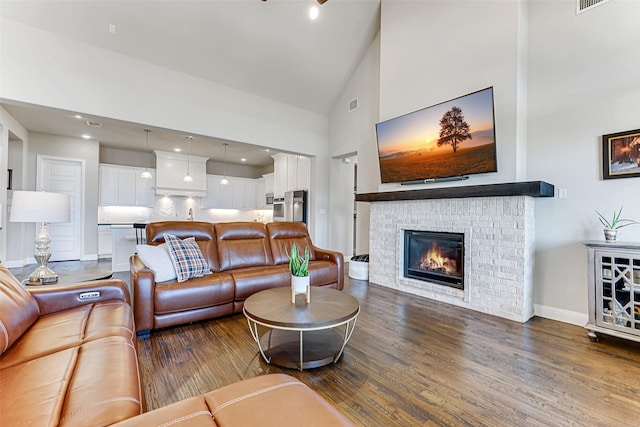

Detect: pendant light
[140, 129, 153, 179]
[183, 136, 194, 183]
[220, 143, 230, 185]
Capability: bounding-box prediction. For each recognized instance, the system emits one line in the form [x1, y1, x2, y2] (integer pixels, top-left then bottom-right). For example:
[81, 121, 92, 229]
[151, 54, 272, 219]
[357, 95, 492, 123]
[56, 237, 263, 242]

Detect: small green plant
[286, 243, 309, 277]
[596, 206, 638, 230]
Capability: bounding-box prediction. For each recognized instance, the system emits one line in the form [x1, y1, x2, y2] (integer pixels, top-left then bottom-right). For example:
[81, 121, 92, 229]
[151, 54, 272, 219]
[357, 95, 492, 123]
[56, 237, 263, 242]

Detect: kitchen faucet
[187, 208, 193, 221]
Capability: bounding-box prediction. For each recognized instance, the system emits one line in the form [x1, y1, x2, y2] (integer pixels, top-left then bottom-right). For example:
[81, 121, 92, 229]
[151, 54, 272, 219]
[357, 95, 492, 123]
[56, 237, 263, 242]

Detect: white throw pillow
[136, 243, 178, 282]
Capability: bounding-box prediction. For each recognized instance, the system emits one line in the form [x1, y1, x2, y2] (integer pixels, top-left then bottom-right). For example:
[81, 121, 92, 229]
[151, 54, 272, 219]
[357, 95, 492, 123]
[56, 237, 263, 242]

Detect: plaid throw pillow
[163, 233, 209, 282]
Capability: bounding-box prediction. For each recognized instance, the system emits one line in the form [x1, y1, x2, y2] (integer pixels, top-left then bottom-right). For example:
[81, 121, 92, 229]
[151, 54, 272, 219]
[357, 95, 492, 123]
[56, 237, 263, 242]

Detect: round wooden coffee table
[243, 286, 359, 371]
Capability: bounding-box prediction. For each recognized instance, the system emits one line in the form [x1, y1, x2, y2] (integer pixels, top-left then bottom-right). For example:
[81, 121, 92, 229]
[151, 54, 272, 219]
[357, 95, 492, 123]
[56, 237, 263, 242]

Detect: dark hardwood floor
[10, 260, 640, 426]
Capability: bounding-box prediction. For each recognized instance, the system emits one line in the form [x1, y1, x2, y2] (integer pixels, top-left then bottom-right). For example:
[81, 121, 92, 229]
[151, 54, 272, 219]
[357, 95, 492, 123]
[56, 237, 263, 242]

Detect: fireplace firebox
[404, 230, 464, 290]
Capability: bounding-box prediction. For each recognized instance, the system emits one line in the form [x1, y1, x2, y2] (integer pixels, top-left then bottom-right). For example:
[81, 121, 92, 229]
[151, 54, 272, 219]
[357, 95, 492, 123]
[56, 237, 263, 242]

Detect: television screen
[375, 87, 497, 184]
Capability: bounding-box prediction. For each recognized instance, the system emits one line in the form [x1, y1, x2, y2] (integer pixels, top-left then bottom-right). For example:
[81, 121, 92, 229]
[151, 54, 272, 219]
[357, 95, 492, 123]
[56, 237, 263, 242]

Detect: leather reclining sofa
[131, 221, 344, 335]
[0, 264, 354, 426]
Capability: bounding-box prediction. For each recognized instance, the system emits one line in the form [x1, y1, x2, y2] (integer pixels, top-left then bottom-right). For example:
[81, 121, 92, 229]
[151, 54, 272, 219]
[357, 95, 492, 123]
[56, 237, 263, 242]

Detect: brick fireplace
[357, 182, 553, 323]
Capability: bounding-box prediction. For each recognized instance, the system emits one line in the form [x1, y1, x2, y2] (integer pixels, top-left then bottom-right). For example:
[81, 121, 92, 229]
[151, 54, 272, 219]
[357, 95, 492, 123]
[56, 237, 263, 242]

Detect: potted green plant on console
[596, 206, 638, 242]
[287, 243, 310, 303]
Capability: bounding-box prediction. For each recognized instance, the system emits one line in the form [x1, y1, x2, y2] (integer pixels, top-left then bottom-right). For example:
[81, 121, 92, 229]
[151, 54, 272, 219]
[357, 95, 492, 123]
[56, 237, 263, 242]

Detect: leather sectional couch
[130, 221, 344, 335]
[0, 264, 354, 426]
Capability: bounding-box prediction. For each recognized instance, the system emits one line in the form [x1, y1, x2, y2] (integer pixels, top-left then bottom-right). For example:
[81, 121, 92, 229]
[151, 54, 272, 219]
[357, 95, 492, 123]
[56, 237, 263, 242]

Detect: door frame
[36, 155, 85, 261]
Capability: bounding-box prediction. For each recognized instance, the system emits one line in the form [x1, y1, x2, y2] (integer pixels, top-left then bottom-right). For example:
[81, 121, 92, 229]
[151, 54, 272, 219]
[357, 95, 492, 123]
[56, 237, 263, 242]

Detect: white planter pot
[603, 229, 620, 242]
[291, 275, 310, 303]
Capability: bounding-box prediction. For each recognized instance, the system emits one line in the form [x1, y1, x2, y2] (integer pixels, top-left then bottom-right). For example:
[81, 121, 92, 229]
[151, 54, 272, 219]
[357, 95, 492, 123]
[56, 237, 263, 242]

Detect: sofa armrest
[314, 247, 344, 290]
[130, 254, 156, 333]
[28, 279, 130, 316]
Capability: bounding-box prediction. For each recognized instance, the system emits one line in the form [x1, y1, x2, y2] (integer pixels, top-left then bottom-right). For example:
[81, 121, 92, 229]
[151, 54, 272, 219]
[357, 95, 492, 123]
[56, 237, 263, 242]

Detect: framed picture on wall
[602, 128, 640, 180]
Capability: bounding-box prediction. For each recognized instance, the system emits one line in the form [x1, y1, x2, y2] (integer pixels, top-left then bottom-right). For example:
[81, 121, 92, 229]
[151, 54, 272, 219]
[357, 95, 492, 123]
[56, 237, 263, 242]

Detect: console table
[584, 241, 640, 342]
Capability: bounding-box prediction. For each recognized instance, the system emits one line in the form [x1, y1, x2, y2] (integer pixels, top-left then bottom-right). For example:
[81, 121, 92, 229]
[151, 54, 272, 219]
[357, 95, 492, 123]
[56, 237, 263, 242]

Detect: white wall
[328, 34, 381, 256]
[527, 0, 640, 318]
[0, 17, 330, 247]
[13, 133, 101, 263]
[0, 106, 29, 263]
[379, 0, 525, 191]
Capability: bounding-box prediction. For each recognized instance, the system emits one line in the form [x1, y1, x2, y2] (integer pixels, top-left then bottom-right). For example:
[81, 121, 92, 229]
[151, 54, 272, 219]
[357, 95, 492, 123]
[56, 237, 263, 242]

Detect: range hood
[154, 150, 208, 197]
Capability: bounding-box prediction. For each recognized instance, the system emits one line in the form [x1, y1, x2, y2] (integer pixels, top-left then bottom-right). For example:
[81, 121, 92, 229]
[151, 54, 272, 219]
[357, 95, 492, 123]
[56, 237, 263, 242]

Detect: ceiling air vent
[86, 120, 102, 128]
[348, 98, 358, 112]
[577, 0, 610, 14]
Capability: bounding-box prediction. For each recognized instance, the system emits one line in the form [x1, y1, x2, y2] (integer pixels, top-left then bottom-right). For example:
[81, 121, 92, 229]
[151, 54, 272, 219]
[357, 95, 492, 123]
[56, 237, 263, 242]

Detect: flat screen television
[375, 87, 497, 184]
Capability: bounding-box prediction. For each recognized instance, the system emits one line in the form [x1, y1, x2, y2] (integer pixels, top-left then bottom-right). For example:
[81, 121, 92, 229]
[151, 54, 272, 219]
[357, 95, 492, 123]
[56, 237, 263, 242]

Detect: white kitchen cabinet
[154, 150, 207, 197]
[272, 153, 288, 199]
[135, 172, 155, 206]
[231, 178, 256, 210]
[272, 154, 310, 196]
[296, 155, 310, 190]
[255, 178, 265, 209]
[202, 175, 255, 210]
[263, 173, 274, 195]
[99, 164, 155, 207]
[286, 155, 297, 192]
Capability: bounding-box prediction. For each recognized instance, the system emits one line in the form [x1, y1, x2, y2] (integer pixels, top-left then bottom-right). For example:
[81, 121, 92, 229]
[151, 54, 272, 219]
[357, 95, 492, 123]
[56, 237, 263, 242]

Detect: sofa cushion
[0, 335, 142, 427]
[136, 243, 177, 282]
[61, 336, 143, 426]
[111, 395, 215, 427]
[0, 264, 40, 355]
[164, 234, 210, 282]
[154, 273, 235, 315]
[205, 374, 354, 426]
[267, 222, 317, 265]
[215, 222, 274, 271]
[1, 347, 77, 426]
[231, 266, 290, 301]
[0, 301, 134, 369]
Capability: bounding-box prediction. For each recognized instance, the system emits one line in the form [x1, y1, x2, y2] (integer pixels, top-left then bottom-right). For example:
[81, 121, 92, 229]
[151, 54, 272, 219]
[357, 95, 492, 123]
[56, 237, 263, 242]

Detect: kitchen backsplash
[99, 196, 273, 224]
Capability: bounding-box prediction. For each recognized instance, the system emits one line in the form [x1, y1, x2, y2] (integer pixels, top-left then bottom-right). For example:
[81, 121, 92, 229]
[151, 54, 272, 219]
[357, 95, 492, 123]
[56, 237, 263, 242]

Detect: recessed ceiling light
[174, 148, 182, 152]
[309, 5, 319, 20]
[241, 158, 247, 162]
[265, 149, 270, 152]
[74, 114, 82, 119]
[81, 134, 91, 139]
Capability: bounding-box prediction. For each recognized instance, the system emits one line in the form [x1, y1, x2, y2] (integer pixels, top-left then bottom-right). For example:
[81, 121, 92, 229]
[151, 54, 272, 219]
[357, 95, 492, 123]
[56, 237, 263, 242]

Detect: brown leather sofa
[0, 264, 144, 426]
[131, 221, 344, 335]
[1, 264, 355, 426]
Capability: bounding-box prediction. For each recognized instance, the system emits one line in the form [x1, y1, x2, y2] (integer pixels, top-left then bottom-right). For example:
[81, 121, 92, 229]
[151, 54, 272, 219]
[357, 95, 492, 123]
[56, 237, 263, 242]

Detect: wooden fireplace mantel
[355, 181, 554, 203]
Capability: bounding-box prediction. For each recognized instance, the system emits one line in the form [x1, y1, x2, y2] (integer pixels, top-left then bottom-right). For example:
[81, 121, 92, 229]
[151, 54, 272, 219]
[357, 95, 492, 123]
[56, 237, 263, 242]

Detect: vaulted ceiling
[1, 0, 381, 165]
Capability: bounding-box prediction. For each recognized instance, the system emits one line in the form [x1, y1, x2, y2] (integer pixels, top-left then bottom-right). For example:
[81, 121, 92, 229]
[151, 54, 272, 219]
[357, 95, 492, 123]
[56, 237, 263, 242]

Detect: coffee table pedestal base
[246, 319, 357, 371]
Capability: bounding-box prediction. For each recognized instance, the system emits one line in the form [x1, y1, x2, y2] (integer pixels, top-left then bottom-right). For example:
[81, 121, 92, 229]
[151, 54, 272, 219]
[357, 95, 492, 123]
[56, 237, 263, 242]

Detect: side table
[584, 240, 640, 343]
[23, 270, 113, 286]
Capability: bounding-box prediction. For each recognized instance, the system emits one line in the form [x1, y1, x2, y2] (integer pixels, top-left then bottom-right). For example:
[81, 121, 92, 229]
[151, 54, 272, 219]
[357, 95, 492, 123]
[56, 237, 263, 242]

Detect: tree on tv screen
[437, 106, 472, 153]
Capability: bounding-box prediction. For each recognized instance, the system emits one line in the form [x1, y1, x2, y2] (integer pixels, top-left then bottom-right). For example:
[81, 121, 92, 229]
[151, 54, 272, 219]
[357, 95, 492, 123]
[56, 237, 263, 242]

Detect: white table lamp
[10, 191, 71, 283]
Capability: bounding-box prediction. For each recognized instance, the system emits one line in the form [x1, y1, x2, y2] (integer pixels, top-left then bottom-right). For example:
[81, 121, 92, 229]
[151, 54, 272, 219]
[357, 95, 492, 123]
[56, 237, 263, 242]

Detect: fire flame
[418, 242, 458, 275]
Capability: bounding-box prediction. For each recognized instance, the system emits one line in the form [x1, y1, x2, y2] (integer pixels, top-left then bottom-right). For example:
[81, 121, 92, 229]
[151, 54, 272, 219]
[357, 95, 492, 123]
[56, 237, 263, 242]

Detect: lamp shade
[10, 191, 71, 223]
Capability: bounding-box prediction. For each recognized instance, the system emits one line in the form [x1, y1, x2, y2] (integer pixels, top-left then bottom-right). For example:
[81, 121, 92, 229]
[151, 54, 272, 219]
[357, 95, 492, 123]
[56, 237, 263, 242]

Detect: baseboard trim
[534, 304, 587, 327]
[81, 254, 98, 261]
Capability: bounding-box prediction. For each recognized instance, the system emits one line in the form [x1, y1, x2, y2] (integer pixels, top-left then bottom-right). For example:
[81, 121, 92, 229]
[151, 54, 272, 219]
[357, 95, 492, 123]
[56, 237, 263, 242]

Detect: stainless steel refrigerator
[283, 190, 307, 223]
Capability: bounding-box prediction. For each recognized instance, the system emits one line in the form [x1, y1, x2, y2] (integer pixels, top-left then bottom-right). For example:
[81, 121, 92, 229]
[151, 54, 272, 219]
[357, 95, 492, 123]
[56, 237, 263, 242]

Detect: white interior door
[37, 156, 83, 261]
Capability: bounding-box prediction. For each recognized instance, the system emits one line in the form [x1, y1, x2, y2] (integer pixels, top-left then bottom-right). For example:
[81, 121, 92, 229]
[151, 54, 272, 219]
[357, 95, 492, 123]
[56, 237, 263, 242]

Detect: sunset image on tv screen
[376, 87, 497, 183]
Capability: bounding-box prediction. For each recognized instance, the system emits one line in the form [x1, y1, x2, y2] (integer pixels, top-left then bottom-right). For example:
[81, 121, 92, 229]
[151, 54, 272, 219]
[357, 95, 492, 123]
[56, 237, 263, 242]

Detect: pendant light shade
[140, 129, 153, 179]
[183, 136, 194, 183]
[220, 143, 230, 185]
